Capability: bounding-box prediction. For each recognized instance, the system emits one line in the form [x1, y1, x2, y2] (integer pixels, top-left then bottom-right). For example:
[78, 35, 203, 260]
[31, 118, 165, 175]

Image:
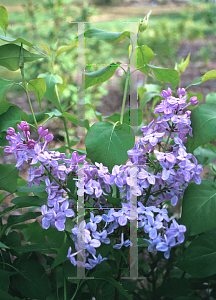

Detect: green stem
[18, 83, 37, 130]
[149, 253, 158, 300]
[162, 128, 172, 152]
[71, 282, 80, 300]
[19, 45, 38, 129]
[162, 254, 172, 285]
[131, 66, 148, 75]
[118, 65, 127, 75]
[179, 72, 181, 89]
[120, 67, 130, 124]
[114, 253, 123, 300]
[70, 273, 88, 300]
[116, 185, 120, 198]
[19, 44, 37, 129]
[62, 117, 71, 148]
[0, 193, 13, 204]
[144, 73, 148, 85]
[64, 275, 67, 300]
[55, 85, 71, 147]
[144, 184, 152, 206]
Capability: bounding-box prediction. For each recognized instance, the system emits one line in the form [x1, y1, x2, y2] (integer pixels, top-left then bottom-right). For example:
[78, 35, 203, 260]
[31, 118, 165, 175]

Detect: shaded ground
[90, 0, 190, 22]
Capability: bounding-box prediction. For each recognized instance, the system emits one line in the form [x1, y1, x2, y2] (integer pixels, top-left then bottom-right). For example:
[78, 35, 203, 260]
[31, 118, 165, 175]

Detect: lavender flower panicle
[4, 87, 203, 267]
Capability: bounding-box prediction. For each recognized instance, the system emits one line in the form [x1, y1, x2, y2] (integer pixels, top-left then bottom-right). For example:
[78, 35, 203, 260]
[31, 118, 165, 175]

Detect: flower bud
[7, 127, 15, 136]
[4, 146, 12, 156]
[177, 88, 186, 96]
[17, 121, 30, 132]
[138, 10, 151, 33]
[190, 96, 198, 106]
[38, 126, 48, 136]
[161, 87, 172, 98]
[44, 133, 54, 142]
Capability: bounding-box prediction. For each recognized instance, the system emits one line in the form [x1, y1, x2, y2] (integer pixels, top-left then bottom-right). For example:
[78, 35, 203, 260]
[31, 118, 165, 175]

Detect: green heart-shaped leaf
[85, 121, 135, 172]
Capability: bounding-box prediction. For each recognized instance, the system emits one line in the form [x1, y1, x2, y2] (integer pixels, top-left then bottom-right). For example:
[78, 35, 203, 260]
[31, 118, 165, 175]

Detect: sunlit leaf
[38, 73, 62, 111]
[56, 44, 76, 57]
[0, 44, 44, 71]
[45, 109, 62, 118]
[28, 78, 46, 110]
[0, 78, 15, 103]
[201, 69, 216, 83]
[81, 62, 120, 90]
[147, 64, 179, 88]
[0, 6, 9, 36]
[0, 34, 46, 55]
[185, 77, 202, 89]
[85, 103, 103, 121]
[176, 53, 190, 73]
[186, 69, 216, 89]
[57, 75, 67, 93]
[103, 112, 120, 123]
[131, 45, 155, 74]
[62, 112, 89, 130]
[186, 104, 216, 152]
[38, 41, 51, 55]
[84, 27, 131, 43]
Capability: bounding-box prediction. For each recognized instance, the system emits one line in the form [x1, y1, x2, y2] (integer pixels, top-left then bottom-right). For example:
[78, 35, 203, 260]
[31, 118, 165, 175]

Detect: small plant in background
[1, 5, 216, 300]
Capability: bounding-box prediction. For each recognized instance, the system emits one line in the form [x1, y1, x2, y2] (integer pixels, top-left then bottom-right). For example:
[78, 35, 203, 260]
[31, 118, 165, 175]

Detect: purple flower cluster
[138, 202, 186, 259]
[4, 122, 85, 231]
[67, 201, 186, 269]
[75, 161, 111, 202]
[104, 88, 202, 207]
[4, 87, 202, 270]
[67, 217, 109, 269]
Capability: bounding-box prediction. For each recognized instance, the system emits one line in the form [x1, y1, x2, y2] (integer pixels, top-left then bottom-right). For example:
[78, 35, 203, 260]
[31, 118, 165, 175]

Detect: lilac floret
[87, 254, 108, 268]
[113, 232, 131, 249]
[144, 215, 163, 239]
[166, 219, 186, 243]
[156, 235, 176, 259]
[86, 212, 102, 232]
[144, 234, 162, 252]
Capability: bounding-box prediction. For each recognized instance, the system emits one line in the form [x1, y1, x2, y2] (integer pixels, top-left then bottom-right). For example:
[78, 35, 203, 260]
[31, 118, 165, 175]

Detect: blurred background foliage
[1, 0, 216, 131]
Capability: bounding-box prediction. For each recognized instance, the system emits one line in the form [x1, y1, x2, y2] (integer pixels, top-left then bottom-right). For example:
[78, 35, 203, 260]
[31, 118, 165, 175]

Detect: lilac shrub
[4, 87, 202, 270]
